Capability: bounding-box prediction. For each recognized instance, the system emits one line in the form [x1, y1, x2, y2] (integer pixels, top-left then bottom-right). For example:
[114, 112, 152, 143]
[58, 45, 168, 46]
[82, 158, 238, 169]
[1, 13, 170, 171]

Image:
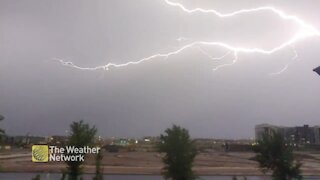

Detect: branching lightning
[197, 47, 231, 62]
[54, 0, 320, 74]
[269, 46, 298, 76]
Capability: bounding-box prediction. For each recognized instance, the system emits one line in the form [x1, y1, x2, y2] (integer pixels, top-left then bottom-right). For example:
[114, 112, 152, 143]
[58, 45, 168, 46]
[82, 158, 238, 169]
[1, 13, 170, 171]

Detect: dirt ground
[1, 150, 320, 175]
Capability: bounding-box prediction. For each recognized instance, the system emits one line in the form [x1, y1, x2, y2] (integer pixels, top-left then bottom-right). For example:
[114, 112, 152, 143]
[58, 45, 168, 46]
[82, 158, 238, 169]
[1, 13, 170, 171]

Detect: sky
[1, 0, 320, 139]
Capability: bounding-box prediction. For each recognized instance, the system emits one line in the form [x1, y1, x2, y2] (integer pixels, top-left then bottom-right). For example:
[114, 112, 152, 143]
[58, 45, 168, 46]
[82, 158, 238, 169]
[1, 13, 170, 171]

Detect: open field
[0, 150, 320, 175]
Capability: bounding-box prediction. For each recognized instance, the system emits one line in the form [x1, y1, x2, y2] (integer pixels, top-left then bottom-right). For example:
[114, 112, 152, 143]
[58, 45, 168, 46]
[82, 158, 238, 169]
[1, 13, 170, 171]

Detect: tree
[66, 120, 97, 180]
[92, 150, 104, 180]
[253, 131, 302, 180]
[0, 114, 5, 143]
[158, 124, 198, 180]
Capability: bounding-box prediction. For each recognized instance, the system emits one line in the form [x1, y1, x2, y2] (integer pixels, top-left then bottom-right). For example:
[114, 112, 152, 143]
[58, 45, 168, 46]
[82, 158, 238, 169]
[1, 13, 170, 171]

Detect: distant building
[255, 124, 320, 145]
[49, 135, 68, 145]
[255, 124, 280, 140]
[113, 138, 129, 146]
[5, 135, 48, 146]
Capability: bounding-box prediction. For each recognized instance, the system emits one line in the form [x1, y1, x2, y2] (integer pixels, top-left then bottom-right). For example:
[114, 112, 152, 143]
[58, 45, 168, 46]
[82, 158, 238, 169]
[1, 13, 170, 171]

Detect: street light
[313, 66, 320, 76]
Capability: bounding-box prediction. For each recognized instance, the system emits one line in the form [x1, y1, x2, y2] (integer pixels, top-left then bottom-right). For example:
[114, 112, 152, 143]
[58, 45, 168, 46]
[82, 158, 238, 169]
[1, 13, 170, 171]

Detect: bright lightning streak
[164, 0, 320, 37]
[270, 64, 290, 76]
[213, 52, 239, 72]
[196, 47, 235, 71]
[197, 47, 231, 62]
[54, 0, 320, 73]
[269, 46, 298, 76]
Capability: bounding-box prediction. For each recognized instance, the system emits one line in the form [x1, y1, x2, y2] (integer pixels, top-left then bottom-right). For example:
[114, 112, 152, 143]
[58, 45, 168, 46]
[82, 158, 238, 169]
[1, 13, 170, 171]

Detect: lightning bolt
[54, 0, 320, 74]
[197, 47, 231, 62]
[269, 46, 298, 76]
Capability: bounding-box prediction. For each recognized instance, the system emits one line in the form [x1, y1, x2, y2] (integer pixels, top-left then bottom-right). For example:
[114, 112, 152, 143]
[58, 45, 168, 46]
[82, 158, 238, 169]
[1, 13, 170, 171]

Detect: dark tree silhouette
[253, 131, 302, 180]
[66, 120, 97, 180]
[0, 114, 5, 143]
[158, 125, 198, 180]
[92, 150, 104, 180]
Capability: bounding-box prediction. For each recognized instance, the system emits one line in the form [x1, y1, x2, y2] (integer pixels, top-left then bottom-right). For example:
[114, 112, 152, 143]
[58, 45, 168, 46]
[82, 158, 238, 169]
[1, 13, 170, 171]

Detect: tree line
[0, 115, 302, 180]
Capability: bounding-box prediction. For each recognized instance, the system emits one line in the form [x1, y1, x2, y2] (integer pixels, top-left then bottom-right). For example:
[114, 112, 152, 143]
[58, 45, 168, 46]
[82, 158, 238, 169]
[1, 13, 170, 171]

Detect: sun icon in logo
[32, 145, 49, 162]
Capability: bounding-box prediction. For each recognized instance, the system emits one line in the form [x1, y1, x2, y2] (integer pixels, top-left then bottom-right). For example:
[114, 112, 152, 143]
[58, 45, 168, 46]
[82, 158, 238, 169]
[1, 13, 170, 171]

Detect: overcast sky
[1, 0, 320, 139]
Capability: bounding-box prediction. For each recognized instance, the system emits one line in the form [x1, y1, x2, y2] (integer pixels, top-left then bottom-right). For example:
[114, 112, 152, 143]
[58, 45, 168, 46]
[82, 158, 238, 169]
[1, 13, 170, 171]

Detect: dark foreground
[1, 151, 320, 176]
[1, 173, 320, 180]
